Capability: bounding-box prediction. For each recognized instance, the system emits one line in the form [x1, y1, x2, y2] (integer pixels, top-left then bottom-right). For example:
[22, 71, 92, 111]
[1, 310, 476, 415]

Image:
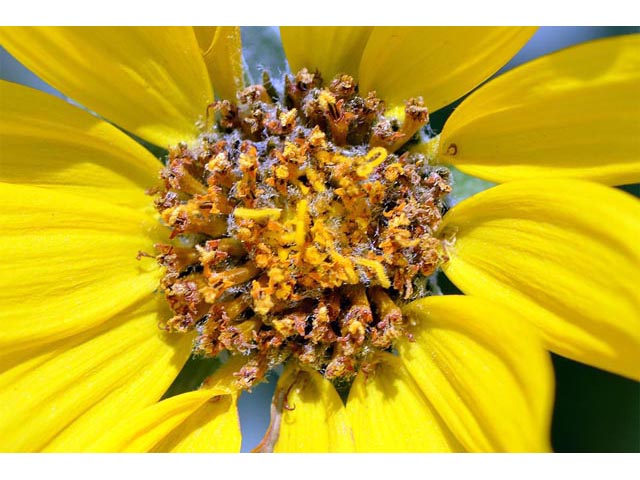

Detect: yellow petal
[440, 180, 640, 380]
[150, 395, 240, 453]
[87, 363, 241, 452]
[86, 362, 241, 452]
[281, 27, 373, 79]
[346, 352, 462, 452]
[193, 26, 244, 101]
[0, 27, 212, 147]
[0, 80, 161, 209]
[258, 364, 353, 452]
[0, 298, 192, 452]
[151, 359, 244, 452]
[400, 295, 554, 452]
[0, 182, 162, 354]
[86, 391, 239, 453]
[439, 34, 640, 186]
[359, 27, 536, 114]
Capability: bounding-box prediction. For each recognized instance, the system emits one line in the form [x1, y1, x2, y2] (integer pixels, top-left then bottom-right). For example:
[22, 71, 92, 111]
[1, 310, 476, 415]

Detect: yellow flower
[0, 27, 638, 453]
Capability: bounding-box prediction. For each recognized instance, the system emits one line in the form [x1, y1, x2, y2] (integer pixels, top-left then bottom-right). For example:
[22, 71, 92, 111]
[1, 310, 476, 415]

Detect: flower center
[151, 69, 451, 389]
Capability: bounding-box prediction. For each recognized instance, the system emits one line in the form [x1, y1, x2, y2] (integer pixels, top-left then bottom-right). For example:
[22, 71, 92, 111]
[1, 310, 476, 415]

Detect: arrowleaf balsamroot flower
[0, 27, 638, 453]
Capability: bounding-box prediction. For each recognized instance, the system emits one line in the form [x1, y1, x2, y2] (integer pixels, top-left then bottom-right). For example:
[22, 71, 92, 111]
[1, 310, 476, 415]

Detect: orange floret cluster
[151, 69, 451, 388]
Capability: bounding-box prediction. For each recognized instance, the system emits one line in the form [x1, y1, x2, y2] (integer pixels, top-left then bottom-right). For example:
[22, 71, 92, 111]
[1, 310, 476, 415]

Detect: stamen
[199, 238, 247, 260]
[211, 295, 251, 322]
[370, 98, 429, 152]
[205, 263, 259, 290]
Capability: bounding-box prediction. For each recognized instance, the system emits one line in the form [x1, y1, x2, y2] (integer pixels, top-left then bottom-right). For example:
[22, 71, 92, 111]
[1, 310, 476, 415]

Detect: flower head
[152, 69, 453, 388]
[0, 26, 638, 453]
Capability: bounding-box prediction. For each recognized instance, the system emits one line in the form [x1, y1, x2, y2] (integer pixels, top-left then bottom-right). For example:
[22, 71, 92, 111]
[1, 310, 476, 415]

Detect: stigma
[151, 69, 451, 389]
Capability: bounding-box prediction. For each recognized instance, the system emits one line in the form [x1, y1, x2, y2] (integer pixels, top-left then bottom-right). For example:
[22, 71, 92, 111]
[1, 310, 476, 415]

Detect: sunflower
[0, 27, 638, 453]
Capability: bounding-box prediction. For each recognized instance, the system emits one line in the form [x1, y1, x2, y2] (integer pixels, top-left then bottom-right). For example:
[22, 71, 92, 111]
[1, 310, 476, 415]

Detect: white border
[3, 453, 640, 480]
[1, 1, 639, 26]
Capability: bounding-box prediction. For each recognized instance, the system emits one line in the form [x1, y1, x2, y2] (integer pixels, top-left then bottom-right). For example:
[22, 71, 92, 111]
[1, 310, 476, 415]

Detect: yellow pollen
[233, 207, 283, 221]
[279, 108, 297, 127]
[294, 199, 309, 250]
[348, 320, 366, 338]
[329, 251, 359, 284]
[317, 90, 337, 110]
[356, 146, 389, 178]
[275, 164, 289, 179]
[305, 168, 326, 192]
[354, 257, 391, 288]
[296, 181, 310, 195]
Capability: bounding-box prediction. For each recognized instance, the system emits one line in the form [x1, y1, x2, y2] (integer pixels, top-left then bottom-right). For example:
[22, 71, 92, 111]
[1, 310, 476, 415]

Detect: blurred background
[2, 26, 638, 452]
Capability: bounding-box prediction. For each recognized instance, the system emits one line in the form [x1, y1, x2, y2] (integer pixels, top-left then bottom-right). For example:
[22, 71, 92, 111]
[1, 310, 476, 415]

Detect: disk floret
[152, 69, 451, 388]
